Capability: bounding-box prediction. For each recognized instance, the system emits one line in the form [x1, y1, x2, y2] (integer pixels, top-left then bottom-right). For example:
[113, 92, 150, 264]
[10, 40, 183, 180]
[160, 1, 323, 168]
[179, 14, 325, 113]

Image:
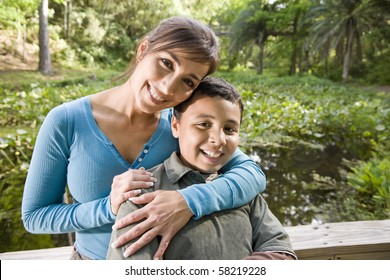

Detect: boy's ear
[171, 115, 179, 138]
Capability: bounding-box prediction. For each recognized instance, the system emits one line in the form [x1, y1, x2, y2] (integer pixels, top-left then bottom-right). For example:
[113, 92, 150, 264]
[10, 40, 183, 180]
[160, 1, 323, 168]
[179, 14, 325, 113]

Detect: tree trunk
[289, 14, 299, 75]
[335, 39, 344, 67]
[342, 18, 355, 82]
[257, 34, 266, 75]
[38, 0, 52, 75]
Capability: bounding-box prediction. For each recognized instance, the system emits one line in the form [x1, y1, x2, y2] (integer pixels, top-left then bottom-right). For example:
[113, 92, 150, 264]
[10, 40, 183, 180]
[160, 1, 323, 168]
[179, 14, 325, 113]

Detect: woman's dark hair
[118, 16, 220, 80]
[174, 76, 244, 123]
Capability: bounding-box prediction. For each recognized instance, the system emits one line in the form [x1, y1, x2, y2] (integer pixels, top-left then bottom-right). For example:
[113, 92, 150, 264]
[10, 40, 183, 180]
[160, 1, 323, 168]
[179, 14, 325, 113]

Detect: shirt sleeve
[178, 148, 266, 218]
[249, 195, 297, 258]
[21, 105, 115, 234]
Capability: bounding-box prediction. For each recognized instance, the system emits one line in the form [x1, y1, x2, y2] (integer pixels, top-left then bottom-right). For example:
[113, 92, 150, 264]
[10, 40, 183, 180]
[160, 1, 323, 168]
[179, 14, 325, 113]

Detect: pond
[247, 140, 350, 227]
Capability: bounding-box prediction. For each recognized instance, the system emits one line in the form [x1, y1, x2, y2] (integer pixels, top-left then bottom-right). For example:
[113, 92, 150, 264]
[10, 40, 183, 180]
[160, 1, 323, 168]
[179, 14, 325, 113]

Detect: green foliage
[216, 70, 389, 225]
[216, 70, 389, 160]
[0, 0, 40, 28]
[0, 72, 116, 252]
[346, 149, 390, 219]
[1, 69, 389, 250]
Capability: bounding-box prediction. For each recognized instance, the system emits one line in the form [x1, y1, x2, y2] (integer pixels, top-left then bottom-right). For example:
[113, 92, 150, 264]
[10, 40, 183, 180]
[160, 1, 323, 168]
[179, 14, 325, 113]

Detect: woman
[21, 16, 266, 260]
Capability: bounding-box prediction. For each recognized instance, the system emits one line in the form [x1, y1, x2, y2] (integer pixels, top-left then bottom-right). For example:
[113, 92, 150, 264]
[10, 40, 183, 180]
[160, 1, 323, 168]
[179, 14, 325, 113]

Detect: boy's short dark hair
[174, 77, 244, 123]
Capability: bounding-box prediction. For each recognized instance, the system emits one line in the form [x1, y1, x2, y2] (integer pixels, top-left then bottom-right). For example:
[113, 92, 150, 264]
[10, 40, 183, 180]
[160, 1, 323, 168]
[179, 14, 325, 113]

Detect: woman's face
[131, 44, 210, 114]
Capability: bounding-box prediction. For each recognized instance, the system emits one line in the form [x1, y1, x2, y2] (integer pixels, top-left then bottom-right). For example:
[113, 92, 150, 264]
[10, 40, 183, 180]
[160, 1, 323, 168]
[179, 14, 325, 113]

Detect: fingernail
[112, 224, 117, 230]
[146, 182, 154, 187]
[150, 177, 158, 182]
[134, 189, 142, 194]
[111, 241, 119, 249]
[123, 250, 131, 258]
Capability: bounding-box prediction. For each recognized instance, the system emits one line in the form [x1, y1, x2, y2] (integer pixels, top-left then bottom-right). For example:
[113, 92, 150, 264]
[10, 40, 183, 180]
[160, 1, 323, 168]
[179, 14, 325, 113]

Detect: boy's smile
[172, 95, 241, 173]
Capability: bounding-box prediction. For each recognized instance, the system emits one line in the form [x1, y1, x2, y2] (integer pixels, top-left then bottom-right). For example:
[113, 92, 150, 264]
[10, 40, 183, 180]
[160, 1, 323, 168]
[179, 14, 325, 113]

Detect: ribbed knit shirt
[21, 96, 266, 259]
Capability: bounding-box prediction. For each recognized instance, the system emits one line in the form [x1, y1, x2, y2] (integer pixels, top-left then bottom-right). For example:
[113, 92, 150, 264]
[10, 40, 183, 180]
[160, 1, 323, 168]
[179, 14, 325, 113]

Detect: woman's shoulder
[48, 96, 89, 119]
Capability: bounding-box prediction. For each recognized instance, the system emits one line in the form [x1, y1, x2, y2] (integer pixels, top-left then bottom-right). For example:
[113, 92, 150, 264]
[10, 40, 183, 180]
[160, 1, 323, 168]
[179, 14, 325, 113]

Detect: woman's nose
[159, 76, 178, 97]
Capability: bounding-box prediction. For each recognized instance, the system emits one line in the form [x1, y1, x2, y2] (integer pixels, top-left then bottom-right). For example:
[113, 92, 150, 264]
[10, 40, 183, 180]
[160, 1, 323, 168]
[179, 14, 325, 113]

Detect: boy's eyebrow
[194, 114, 240, 126]
[166, 51, 202, 81]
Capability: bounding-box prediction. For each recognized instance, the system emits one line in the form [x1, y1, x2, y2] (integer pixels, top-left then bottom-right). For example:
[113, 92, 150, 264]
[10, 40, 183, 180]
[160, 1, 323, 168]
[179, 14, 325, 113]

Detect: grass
[0, 67, 121, 90]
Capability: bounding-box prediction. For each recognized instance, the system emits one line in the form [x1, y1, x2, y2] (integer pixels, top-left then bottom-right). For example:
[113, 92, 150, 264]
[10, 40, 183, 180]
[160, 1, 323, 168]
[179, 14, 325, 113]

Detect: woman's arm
[21, 105, 115, 233]
[111, 148, 265, 258]
[179, 148, 266, 218]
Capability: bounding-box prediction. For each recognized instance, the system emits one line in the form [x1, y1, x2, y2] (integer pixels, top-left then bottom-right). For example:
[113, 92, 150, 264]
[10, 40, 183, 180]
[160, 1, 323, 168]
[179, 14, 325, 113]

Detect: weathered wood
[286, 219, 390, 260]
[0, 246, 72, 260]
[1, 219, 390, 260]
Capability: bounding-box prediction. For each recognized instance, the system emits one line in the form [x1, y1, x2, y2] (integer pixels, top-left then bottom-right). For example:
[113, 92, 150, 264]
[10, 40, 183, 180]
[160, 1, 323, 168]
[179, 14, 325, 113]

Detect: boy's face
[172, 95, 241, 173]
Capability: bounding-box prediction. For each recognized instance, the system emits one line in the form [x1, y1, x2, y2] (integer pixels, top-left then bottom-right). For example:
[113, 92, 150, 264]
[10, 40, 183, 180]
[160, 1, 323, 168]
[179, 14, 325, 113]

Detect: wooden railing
[1, 219, 390, 260]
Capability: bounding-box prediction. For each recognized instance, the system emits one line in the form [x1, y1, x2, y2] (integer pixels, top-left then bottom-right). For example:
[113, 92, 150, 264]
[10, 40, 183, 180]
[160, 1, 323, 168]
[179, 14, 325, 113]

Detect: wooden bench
[1, 219, 390, 260]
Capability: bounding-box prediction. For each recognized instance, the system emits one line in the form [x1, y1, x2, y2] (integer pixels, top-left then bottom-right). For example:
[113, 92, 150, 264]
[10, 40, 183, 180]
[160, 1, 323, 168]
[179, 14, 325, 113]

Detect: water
[248, 140, 349, 226]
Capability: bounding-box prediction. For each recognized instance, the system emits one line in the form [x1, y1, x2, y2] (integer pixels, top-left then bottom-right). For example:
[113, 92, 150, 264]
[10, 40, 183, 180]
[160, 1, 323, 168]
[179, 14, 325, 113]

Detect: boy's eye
[225, 127, 237, 134]
[183, 79, 195, 88]
[197, 122, 210, 128]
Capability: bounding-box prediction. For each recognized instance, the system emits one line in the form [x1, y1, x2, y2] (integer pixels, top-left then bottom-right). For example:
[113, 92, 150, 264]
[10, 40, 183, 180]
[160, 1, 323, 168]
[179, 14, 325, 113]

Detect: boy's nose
[209, 129, 226, 146]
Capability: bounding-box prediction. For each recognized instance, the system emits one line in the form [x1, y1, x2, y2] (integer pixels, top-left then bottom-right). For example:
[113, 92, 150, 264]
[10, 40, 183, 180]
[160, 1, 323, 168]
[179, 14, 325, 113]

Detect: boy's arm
[178, 148, 266, 218]
[243, 252, 296, 260]
[247, 195, 297, 260]
[107, 200, 158, 260]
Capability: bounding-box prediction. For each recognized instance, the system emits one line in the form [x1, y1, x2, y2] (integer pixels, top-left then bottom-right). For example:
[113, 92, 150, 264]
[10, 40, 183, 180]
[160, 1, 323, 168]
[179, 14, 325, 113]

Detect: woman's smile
[148, 83, 167, 105]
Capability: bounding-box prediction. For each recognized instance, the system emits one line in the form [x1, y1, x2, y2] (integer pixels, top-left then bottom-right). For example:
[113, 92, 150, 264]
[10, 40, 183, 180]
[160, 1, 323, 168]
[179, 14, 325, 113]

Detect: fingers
[113, 206, 149, 230]
[130, 190, 161, 205]
[122, 227, 160, 258]
[111, 191, 193, 259]
[153, 235, 171, 260]
[110, 169, 157, 215]
[113, 170, 156, 191]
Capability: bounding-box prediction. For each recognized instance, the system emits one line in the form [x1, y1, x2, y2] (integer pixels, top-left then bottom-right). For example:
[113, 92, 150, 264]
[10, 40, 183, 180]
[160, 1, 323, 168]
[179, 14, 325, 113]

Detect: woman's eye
[161, 58, 173, 69]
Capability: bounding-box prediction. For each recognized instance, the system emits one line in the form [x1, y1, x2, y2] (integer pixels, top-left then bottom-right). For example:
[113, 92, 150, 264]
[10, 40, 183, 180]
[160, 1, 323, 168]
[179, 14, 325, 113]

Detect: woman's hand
[110, 168, 157, 215]
[111, 190, 193, 259]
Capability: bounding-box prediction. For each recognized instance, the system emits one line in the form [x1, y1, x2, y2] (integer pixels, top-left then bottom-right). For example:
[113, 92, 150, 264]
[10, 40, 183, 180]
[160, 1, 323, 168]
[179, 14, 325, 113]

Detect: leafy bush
[216, 70, 390, 160]
[346, 149, 390, 219]
[1, 70, 389, 251]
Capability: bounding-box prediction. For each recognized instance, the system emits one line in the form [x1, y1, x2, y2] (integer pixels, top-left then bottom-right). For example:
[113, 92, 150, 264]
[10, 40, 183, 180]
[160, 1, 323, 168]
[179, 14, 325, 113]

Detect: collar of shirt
[164, 152, 218, 184]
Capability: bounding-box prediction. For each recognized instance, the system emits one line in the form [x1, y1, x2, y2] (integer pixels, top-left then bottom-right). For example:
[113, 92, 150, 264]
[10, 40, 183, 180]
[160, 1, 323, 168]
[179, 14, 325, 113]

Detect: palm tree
[229, 1, 268, 74]
[229, 0, 310, 75]
[38, 0, 52, 74]
[306, 0, 383, 81]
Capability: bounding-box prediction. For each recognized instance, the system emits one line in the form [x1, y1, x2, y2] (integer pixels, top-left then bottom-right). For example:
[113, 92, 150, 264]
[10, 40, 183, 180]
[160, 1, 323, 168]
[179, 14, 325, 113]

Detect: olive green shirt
[107, 152, 296, 260]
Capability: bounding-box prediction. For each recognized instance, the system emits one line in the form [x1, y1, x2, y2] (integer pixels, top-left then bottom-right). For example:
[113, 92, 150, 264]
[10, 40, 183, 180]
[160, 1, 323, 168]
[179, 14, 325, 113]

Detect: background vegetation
[1, 0, 389, 252]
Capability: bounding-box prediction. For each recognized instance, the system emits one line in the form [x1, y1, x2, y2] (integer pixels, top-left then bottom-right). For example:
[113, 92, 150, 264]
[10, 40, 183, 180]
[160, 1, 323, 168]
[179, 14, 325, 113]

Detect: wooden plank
[0, 246, 72, 260]
[1, 219, 390, 260]
[285, 219, 390, 260]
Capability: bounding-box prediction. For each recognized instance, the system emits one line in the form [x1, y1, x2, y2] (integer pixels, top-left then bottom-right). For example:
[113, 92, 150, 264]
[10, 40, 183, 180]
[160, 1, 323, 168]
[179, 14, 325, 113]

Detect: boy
[107, 77, 296, 260]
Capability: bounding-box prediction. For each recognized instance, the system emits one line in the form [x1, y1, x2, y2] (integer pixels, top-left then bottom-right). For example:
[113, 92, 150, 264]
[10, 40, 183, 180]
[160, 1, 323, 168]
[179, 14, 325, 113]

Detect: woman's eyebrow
[166, 51, 202, 81]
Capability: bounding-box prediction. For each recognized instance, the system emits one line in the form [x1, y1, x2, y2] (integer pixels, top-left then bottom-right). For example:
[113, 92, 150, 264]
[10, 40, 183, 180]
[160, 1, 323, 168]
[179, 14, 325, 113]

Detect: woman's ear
[171, 115, 180, 138]
[136, 37, 149, 62]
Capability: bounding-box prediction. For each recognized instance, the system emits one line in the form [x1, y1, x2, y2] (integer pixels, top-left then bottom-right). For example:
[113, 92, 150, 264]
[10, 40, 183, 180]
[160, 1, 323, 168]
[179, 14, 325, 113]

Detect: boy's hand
[111, 190, 193, 259]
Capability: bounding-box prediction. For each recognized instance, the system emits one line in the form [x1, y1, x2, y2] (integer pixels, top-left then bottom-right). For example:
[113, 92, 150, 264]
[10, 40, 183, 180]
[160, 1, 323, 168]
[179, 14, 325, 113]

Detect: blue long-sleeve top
[21, 96, 266, 259]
